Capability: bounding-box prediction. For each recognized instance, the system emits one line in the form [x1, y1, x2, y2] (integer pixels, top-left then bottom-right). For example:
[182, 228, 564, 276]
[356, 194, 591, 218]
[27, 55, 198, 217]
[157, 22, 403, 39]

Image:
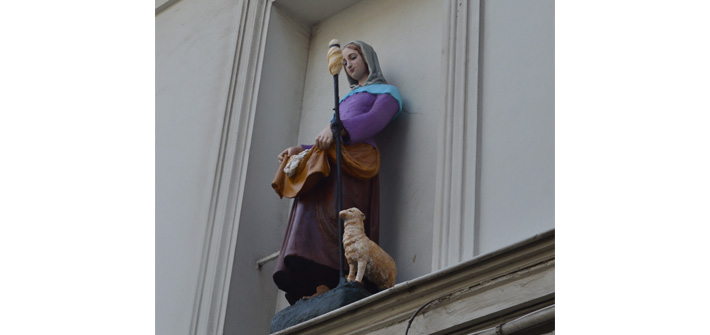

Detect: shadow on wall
[375, 102, 419, 280]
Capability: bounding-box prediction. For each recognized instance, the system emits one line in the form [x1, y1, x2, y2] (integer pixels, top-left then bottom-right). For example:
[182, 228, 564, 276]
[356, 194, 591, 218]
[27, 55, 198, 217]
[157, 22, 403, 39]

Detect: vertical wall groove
[473, 0, 485, 256]
[456, 0, 470, 262]
[433, 0, 481, 271]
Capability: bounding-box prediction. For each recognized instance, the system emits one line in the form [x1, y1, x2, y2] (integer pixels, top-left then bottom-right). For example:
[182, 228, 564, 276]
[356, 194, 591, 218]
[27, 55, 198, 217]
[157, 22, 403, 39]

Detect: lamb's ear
[360, 212, 365, 220]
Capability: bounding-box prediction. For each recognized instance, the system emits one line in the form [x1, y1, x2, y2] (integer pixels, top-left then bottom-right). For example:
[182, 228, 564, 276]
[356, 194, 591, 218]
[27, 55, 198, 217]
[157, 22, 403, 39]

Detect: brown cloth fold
[272, 143, 380, 199]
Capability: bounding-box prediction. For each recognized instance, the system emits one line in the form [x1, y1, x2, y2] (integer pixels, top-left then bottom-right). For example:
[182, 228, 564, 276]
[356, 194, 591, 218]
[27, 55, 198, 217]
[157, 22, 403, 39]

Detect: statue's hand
[278, 146, 303, 163]
[315, 125, 334, 150]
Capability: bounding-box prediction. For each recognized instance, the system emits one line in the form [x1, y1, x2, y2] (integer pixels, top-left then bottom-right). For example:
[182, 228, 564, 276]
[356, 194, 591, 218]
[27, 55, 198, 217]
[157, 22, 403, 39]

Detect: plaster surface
[274, 0, 363, 27]
[222, 7, 311, 334]
[156, 0, 555, 333]
[477, 0, 555, 254]
[155, 0, 244, 334]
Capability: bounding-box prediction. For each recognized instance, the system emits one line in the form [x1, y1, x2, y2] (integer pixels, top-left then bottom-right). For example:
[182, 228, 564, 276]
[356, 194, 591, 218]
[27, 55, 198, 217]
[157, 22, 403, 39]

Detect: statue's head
[343, 41, 388, 89]
[340, 207, 366, 224]
[343, 43, 370, 87]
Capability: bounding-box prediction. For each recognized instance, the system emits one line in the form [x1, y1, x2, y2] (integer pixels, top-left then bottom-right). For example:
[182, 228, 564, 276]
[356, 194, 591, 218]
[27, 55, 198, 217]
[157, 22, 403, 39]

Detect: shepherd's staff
[327, 39, 345, 280]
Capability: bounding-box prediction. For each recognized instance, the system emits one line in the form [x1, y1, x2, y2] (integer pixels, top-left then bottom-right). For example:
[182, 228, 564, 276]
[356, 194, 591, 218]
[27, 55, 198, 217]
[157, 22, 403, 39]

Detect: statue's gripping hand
[277, 146, 304, 164]
[314, 125, 334, 150]
[314, 123, 349, 150]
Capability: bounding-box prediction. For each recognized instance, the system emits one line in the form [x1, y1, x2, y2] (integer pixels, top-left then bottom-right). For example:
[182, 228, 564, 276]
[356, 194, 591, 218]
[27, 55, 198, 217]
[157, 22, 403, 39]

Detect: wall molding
[155, 0, 183, 16]
[432, 0, 482, 271]
[189, 1, 274, 334]
[272, 230, 555, 335]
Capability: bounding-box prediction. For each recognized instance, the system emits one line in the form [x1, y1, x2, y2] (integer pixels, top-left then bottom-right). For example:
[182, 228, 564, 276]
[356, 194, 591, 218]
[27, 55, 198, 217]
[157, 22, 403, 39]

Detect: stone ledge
[272, 229, 555, 335]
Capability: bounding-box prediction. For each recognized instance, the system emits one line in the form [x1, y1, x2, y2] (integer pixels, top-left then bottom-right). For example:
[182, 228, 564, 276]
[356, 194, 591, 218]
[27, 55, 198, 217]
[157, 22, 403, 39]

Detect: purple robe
[273, 92, 399, 305]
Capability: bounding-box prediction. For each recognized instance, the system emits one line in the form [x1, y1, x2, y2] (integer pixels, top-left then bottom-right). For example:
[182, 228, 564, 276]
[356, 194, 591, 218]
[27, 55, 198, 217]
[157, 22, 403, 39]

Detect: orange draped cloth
[272, 143, 380, 199]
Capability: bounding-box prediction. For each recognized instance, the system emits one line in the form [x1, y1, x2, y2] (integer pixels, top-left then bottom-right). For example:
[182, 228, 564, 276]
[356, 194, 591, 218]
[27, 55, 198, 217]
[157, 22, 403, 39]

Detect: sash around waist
[271, 143, 380, 199]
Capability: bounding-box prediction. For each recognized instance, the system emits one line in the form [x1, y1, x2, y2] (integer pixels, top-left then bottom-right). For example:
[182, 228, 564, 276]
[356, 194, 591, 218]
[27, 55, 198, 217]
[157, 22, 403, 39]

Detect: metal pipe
[256, 251, 280, 269]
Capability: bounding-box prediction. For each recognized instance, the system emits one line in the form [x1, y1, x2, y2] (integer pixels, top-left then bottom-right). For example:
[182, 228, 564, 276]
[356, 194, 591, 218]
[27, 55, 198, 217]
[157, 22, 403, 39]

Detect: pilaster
[189, 1, 274, 334]
[432, 0, 482, 271]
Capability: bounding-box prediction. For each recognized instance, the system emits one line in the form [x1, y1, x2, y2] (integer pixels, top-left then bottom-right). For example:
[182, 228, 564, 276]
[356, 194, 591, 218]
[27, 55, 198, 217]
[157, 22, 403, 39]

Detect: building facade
[156, 0, 554, 334]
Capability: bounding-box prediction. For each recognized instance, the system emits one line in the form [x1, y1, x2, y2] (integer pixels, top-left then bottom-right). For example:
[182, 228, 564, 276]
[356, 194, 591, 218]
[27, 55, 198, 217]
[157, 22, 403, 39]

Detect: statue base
[270, 279, 372, 333]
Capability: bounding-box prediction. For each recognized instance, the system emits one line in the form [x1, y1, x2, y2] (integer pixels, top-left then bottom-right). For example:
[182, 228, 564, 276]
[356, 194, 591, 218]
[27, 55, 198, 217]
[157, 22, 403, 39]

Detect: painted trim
[432, 0, 482, 271]
[188, 1, 274, 334]
[272, 230, 554, 334]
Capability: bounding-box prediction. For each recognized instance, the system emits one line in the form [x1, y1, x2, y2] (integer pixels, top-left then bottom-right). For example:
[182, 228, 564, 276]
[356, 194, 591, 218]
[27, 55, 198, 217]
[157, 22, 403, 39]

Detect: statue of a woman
[272, 41, 402, 305]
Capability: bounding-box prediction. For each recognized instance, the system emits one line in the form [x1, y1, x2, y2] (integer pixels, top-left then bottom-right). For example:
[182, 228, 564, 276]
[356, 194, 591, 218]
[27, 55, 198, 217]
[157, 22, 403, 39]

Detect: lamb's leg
[355, 259, 367, 283]
[347, 261, 357, 282]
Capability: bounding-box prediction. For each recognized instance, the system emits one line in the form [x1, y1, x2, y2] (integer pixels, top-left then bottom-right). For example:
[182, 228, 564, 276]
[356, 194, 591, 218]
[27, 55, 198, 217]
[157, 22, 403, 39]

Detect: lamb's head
[339, 207, 365, 226]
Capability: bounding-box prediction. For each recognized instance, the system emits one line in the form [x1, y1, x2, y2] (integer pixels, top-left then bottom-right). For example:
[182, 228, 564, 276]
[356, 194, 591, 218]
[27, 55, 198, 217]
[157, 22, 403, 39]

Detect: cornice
[156, 0, 183, 16]
[273, 230, 554, 335]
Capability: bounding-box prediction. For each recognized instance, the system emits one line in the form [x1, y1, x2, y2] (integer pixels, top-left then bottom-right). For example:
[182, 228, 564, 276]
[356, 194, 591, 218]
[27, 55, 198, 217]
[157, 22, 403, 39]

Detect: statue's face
[342, 47, 369, 85]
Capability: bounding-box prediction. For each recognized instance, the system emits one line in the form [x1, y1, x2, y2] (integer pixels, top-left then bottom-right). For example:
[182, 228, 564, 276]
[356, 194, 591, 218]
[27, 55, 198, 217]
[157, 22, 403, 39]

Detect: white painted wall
[155, 0, 554, 333]
[222, 7, 311, 334]
[155, 0, 243, 334]
[297, 0, 444, 283]
[477, 0, 555, 254]
[296, 0, 554, 273]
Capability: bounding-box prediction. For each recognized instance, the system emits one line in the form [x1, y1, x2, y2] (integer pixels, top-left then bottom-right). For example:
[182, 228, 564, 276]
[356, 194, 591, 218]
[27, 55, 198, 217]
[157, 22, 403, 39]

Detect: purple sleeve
[341, 94, 399, 144]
